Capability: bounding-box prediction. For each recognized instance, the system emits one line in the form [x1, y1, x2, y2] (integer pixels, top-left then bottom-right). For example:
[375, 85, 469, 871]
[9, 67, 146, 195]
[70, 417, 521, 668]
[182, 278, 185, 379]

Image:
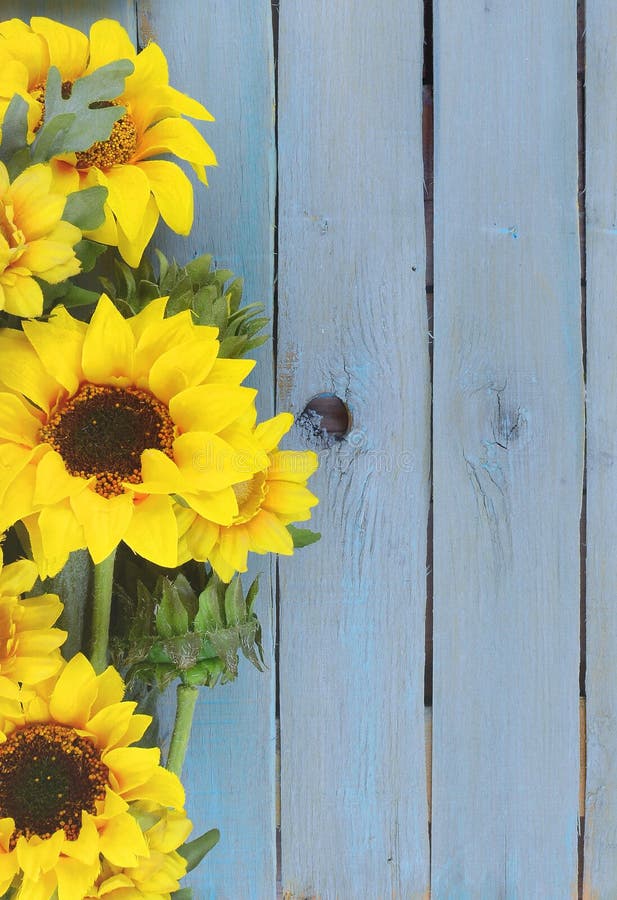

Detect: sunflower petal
[148, 337, 218, 405]
[133, 117, 216, 167]
[86, 19, 136, 72]
[123, 494, 178, 568]
[30, 17, 89, 81]
[101, 165, 152, 242]
[115, 194, 159, 267]
[254, 413, 294, 452]
[81, 293, 135, 385]
[49, 653, 98, 727]
[137, 159, 193, 235]
[23, 305, 86, 394]
[170, 384, 257, 435]
[70, 489, 133, 564]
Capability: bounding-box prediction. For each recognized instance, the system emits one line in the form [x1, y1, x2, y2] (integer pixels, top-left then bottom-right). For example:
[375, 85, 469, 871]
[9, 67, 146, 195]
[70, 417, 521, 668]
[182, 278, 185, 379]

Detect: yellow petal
[122, 494, 178, 568]
[133, 310, 204, 381]
[49, 653, 98, 727]
[103, 745, 160, 793]
[0, 393, 42, 446]
[0, 273, 44, 318]
[55, 853, 99, 900]
[148, 337, 218, 405]
[207, 545, 237, 583]
[208, 357, 256, 385]
[130, 448, 181, 494]
[30, 17, 88, 81]
[127, 295, 168, 342]
[32, 502, 85, 576]
[174, 431, 262, 492]
[10, 650, 64, 685]
[254, 413, 294, 452]
[181, 487, 237, 526]
[17, 593, 63, 630]
[101, 165, 151, 242]
[70, 489, 133, 564]
[34, 449, 87, 505]
[170, 384, 257, 434]
[137, 159, 193, 235]
[15, 829, 64, 880]
[81, 294, 135, 385]
[9, 165, 64, 241]
[216, 526, 250, 574]
[23, 305, 86, 394]
[268, 449, 319, 483]
[263, 481, 319, 517]
[185, 515, 218, 561]
[85, 701, 139, 752]
[133, 117, 217, 166]
[86, 19, 136, 72]
[90, 665, 126, 715]
[121, 764, 185, 808]
[98, 811, 148, 867]
[0, 329, 61, 411]
[19, 235, 80, 283]
[0, 558, 38, 596]
[116, 194, 159, 267]
[246, 510, 295, 555]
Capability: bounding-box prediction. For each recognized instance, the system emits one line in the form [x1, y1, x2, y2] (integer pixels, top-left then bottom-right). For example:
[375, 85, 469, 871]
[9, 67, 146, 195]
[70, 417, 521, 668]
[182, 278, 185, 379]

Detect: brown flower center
[0, 723, 108, 845]
[75, 101, 138, 169]
[40, 384, 176, 498]
[34, 82, 137, 168]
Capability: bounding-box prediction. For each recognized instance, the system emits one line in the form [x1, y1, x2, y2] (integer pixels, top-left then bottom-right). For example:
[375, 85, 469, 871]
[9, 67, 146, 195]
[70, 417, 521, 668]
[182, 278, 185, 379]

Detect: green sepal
[178, 828, 220, 872]
[224, 575, 246, 626]
[194, 578, 225, 632]
[156, 578, 190, 638]
[288, 525, 321, 548]
[171, 889, 194, 899]
[63, 186, 108, 230]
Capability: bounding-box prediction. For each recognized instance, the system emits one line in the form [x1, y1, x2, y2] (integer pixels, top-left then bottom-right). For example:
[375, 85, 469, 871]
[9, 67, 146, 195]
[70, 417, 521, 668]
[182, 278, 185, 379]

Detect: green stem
[88, 548, 117, 674]
[167, 684, 199, 777]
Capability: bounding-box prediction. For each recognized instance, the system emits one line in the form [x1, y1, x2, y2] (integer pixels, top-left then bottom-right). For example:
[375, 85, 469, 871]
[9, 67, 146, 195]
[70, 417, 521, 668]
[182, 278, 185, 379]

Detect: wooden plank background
[276, 0, 430, 896]
[431, 1, 583, 896]
[10, 0, 617, 897]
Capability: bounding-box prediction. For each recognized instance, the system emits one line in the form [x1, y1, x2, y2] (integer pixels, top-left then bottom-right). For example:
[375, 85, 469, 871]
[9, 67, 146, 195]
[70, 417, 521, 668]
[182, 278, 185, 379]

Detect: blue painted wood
[432, 1, 583, 896]
[1, 1, 136, 31]
[137, 3, 277, 898]
[277, 1, 431, 896]
[583, 4, 617, 896]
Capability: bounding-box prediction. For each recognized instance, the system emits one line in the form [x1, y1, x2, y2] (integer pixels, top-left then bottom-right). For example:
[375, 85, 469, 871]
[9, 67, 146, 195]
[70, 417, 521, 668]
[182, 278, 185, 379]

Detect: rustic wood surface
[431, 1, 584, 896]
[583, 3, 617, 896]
[276, 0, 431, 896]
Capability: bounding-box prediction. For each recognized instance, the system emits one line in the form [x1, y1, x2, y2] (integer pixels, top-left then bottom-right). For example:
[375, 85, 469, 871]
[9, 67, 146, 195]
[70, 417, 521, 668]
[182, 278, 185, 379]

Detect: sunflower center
[232, 471, 268, 524]
[40, 384, 176, 498]
[75, 101, 138, 170]
[0, 723, 108, 845]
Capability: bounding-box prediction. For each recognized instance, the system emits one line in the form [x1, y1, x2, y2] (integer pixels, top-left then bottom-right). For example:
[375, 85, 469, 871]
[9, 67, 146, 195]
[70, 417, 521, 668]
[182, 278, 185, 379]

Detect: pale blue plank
[432, 2, 582, 896]
[0, 1, 136, 31]
[138, 3, 277, 898]
[277, 1, 431, 896]
[584, 4, 617, 895]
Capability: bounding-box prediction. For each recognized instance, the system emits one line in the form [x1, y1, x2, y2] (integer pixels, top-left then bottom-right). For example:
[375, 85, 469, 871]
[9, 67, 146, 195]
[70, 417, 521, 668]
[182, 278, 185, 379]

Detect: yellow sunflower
[0, 294, 268, 577]
[0, 17, 216, 265]
[178, 411, 319, 582]
[0, 545, 66, 686]
[0, 652, 189, 900]
[85, 802, 190, 899]
[0, 161, 81, 317]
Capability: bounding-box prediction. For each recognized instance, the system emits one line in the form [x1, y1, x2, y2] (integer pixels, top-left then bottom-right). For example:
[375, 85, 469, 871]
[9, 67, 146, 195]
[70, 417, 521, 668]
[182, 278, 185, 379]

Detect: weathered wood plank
[583, 4, 617, 895]
[277, 1, 430, 896]
[431, 2, 583, 896]
[0, 1, 136, 31]
[138, 3, 277, 897]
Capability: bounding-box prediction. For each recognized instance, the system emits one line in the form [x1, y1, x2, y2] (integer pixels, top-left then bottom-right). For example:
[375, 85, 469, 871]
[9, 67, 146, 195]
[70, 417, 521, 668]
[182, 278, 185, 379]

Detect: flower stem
[88, 548, 117, 674]
[167, 683, 199, 777]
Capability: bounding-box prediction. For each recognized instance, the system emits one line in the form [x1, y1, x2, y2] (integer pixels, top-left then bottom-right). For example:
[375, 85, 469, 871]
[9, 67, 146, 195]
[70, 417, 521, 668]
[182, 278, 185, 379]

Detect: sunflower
[0, 17, 216, 265]
[0, 294, 269, 577]
[0, 161, 81, 317]
[85, 803, 190, 899]
[0, 544, 66, 687]
[0, 652, 189, 900]
[178, 411, 319, 582]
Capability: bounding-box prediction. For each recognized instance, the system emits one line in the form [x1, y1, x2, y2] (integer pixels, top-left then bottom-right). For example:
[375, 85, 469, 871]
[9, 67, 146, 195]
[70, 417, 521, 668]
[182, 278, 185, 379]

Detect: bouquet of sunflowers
[0, 16, 319, 899]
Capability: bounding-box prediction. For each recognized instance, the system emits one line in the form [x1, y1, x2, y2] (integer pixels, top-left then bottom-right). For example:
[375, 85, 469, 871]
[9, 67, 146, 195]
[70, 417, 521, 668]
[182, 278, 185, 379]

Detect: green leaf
[218, 335, 248, 358]
[171, 888, 194, 899]
[185, 253, 213, 285]
[287, 525, 321, 548]
[245, 576, 260, 615]
[63, 186, 108, 230]
[178, 828, 220, 872]
[224, 576, 246, 627]
[156, 579, 189, 638]
[74, 239, 107, 274]
[0, 94, 30, 172]
[34, 61, 134, 158]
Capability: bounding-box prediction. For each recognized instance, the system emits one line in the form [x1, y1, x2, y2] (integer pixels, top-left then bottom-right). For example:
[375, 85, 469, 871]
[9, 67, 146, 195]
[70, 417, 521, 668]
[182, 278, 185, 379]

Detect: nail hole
[298, 393, 351, 447]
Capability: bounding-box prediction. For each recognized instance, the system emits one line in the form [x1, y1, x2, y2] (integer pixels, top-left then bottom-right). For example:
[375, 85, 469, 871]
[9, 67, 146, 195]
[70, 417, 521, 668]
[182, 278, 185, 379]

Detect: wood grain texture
[431, 2, 583, 897]
[0, 0, 136, 31]
[583, 4, 617, 896]
[277, 1, 430, 896]
[139, 3, 277, 897]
